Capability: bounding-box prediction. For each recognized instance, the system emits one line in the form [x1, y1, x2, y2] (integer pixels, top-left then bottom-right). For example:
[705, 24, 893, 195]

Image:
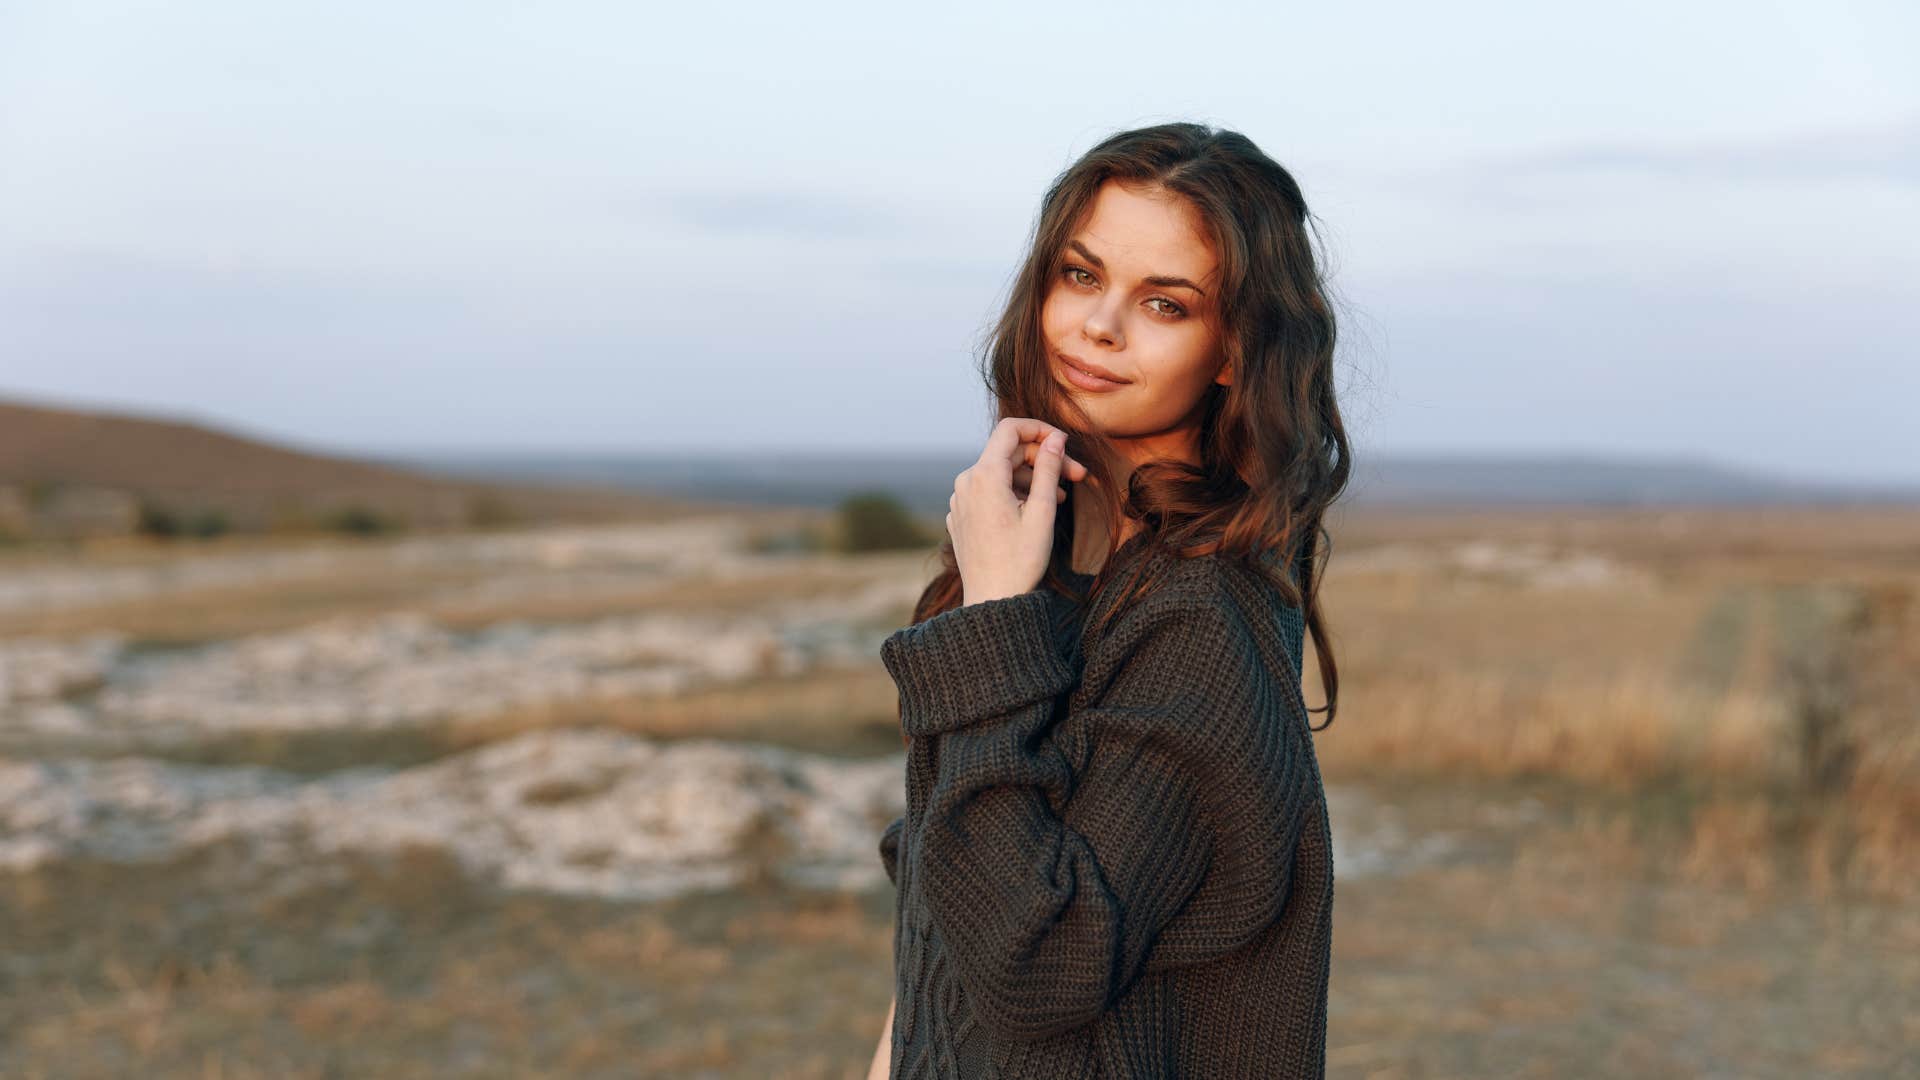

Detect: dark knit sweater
[876, 530, 1332, 1079]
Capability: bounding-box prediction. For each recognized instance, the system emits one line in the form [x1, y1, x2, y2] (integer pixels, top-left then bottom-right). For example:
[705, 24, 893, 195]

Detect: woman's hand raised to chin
[947, 417, 1088, 607]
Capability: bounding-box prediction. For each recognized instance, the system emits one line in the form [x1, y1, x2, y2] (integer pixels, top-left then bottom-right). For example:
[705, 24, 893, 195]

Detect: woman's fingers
[1011, 464, 1069, 503]
[1017, 438, 1087, 482]
[979, 417, 1054, 473]
[1022, 439, 1088, 483]
[1021, 431, 1067, 531]
[981, 417, 1088, 483]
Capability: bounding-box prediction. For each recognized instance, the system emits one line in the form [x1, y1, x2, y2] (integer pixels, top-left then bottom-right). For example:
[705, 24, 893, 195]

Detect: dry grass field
[1316, 504, 1919, 902]
[1, 504, 1915, 1077]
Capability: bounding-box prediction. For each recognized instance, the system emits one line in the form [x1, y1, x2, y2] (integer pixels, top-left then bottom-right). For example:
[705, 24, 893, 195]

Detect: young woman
[868, 121, 1350, 1079]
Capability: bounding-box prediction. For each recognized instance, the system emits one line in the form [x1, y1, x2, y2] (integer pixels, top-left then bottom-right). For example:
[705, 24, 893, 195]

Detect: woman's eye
[1062, 265, 1182, 318]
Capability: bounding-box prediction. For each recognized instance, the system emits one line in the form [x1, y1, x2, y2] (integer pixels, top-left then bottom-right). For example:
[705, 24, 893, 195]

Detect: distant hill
[7, 393, 1911, 544]
[393, 448, 1920, 517]
[1340, 453, 1920, 508]
[0, 397, 715, 539]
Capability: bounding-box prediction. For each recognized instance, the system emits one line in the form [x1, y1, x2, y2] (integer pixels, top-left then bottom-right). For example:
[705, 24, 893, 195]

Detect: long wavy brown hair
[903, 121, 1352, 733]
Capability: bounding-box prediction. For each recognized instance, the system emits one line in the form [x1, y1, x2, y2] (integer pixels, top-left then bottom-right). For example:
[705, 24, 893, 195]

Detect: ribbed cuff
[880, 588, 1076, 738]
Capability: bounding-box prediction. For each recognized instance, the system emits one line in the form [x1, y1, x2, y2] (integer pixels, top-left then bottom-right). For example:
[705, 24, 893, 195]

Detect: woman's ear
[1212, 340, 1234, 387]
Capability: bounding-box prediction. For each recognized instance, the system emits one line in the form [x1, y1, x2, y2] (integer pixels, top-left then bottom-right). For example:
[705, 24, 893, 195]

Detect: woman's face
[1040, 179, 1227, 466]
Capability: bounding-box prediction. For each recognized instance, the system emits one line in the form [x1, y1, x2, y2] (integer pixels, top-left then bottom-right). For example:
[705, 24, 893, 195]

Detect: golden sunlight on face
[1040, 179, 1226, 462]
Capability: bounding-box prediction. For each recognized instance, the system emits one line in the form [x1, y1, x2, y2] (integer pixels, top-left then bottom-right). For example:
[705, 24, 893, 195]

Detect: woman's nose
[1083, 305, 1123, 349]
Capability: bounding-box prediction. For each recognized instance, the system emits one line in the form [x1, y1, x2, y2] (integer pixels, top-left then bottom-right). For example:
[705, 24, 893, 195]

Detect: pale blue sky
[1, 1, 1915, 482]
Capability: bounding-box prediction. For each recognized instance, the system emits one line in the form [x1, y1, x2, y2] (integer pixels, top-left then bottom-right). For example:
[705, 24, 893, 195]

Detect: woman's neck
[1069, 477, 1143, 575]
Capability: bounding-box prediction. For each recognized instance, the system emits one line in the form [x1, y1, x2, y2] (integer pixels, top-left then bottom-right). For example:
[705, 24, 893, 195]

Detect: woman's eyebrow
[1067, 239, 1208, 297]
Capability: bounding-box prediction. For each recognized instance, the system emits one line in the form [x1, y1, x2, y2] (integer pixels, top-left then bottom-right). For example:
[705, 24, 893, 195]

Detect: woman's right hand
[947, 418, 1087, 606]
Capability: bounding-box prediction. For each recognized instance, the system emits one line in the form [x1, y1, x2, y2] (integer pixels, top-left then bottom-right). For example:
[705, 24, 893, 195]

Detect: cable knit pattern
[876, 535, 1332, 1078]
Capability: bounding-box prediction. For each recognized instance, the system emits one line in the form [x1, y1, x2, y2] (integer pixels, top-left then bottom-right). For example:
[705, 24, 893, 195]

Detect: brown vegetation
[1310, 505, 1920, 903]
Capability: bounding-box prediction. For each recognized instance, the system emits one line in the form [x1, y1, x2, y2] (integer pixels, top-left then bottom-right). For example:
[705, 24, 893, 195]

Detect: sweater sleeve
[878, 585, 1295, 1044]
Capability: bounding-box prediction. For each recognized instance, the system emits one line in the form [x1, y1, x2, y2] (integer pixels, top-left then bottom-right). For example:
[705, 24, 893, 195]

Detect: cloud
[659, 187, 902, 238]
[1485, 117, 1920, 186]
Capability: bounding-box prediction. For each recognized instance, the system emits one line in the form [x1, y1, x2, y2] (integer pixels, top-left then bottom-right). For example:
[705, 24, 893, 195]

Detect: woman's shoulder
[1084, 538, 1305, 685]
[1109, 535, 1298, 612]
[1080, 547, 1249, 653]
[1062, 552, 1301, 760]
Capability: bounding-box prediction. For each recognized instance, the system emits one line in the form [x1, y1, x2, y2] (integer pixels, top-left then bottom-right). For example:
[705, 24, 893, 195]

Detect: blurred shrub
[136, 501, 232, 540]
[321, 504, 404, 536]
[1772, 581, 1920, 898]
[1812, 587, 1914, 777]
[135, 499, 180, 538]
[184, 508, 230, 538]
[835, 492, 933, 553]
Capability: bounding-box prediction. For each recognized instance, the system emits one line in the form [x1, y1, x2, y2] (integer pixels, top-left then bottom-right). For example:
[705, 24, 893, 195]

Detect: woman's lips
[1056, 352, 1130, 392]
